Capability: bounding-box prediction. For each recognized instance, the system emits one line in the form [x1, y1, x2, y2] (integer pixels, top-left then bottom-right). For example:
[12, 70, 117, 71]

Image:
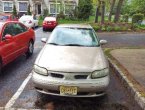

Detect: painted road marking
[5, 73, 32, 108]
[4, 27, 42, 109]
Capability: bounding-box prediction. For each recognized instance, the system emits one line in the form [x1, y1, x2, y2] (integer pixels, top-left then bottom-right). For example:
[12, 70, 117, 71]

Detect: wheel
[33, 24, 35, 29]
[0, 61, 2, 74]
[43, 28, 46, 31]
[26, 41, 34, 58]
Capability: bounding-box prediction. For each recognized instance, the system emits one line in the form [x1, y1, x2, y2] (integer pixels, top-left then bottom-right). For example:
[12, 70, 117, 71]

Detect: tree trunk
[114, 0, 124, 23]
[95, 0, 101, 23]
[101, 1, 105, 24]
[108, 0, 116, 21]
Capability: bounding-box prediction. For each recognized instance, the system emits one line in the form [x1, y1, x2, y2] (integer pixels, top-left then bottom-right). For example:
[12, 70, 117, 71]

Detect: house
[0, 0, 78, 16]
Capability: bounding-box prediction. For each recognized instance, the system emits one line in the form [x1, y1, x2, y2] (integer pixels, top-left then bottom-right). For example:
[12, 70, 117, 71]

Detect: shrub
[39, 15, 44, 20]
[101, 26, 106, 31]
[106, 26, 113, 32]
[77, 0, 93, 20]
[43, 9, 49, 17]
[57, 11, 65, 20]
[114, 26, 121, 31]
[12, 4, 17, 17]
[122, 14, 129, 22]
[132, 13, 144, 24]
[93, 25, 100, 31]
[27, 4, 31, 15]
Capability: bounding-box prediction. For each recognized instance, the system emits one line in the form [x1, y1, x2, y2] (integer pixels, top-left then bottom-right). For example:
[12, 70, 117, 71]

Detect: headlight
[91, 68, 109, 79]
[33, 65, 48, 76]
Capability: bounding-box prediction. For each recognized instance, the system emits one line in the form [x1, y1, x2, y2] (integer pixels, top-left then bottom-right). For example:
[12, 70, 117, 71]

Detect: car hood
[35, 45, 108, 72]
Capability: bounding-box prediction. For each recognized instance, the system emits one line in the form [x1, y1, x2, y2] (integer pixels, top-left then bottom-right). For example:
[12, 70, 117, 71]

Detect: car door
[0, 23, 17, 65]
[12, 23, 29, 55]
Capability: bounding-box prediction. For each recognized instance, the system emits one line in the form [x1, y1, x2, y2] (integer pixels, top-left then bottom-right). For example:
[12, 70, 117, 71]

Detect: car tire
[26, 41, 34, 58]
[43, 28, 46, 31]
[0, 61, 2, 74]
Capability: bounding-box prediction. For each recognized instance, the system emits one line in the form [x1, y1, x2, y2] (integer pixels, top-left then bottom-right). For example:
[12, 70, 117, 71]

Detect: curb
[108, 58, 145, 110]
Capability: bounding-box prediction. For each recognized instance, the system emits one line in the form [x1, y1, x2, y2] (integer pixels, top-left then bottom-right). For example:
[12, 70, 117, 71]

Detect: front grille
[74, 75, 88, 79]
[50, 73, 64, 78]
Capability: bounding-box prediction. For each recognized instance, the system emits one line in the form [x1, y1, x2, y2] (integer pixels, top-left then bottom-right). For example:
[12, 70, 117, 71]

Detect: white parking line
[5, 73, 32, 108]
[4, 27, 41, 109]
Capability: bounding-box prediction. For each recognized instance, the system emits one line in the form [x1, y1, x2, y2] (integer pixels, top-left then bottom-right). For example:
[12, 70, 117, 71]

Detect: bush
[27, 4, 31, 15]
[57, 11, 65, 20]
[77, 0, 93, 20]
[114, 26, 121, 31]
[122, 14, 129, 22]
[93, 25, 100, 31]
[106, 26, 113, 32]
[12, 4, 17, 17]
[43, 9, 49, 17]
[132, 13, 144, 24]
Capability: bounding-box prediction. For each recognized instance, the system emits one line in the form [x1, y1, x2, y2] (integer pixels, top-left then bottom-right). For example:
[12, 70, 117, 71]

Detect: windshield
[20, 16, 33, 20]
[47, 27, 99, 47]
[0, 16, 9, 21]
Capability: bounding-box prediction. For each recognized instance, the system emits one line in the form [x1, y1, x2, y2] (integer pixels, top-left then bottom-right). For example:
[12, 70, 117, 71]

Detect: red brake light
[43, 21, 47, 24]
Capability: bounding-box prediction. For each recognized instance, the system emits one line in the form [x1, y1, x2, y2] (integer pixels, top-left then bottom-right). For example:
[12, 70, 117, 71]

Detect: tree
[101, 1, 105, 24]
[114, 0, 124, 22]
[130, 0, 145, 15]
[12, 4, 17, 17]
[108, 0, 116, 21]
[95, 0, 101, 23]
[27, 4, 31, 15]
[77, 0, 93, 20]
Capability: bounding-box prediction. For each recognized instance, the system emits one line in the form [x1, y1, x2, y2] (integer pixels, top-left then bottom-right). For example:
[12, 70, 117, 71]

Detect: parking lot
[0, 28, 145, 110]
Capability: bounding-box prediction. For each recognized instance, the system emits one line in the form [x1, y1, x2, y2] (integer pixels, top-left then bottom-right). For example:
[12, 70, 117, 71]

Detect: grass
[38, 16, 110, 26]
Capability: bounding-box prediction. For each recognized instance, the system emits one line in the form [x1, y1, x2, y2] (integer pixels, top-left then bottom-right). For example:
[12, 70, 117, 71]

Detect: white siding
[0, 0, 3, 13]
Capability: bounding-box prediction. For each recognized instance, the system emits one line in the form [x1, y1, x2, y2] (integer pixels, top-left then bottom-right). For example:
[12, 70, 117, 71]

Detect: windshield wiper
[48, 42, 59, 45]
[64, 44, 85, 46]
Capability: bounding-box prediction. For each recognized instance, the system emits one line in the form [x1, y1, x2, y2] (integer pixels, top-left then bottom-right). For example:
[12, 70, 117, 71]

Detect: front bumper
[32, 71, 110, 97]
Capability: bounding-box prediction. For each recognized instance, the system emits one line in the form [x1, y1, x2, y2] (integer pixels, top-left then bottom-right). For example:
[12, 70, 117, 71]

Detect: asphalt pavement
[0, 28, 144, 110]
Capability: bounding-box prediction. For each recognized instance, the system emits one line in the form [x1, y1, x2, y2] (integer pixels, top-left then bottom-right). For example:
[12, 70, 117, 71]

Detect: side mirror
[100, 40, 107, 45]
[41, 38, 47, 43]
[5, 34, 13, 40]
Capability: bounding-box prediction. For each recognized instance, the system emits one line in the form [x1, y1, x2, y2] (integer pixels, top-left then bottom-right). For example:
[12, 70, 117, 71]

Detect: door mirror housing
[41, 38, 47, 43]
[100, 40, 107, 45]
[5, 34, 13, 40]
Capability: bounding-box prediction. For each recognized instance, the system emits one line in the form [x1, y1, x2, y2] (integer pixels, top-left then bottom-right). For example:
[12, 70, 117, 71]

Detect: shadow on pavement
[35, 93, 128, 110]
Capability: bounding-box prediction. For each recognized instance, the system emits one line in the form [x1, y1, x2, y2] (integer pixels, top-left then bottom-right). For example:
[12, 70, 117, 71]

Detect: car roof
[0, 21, 20, 24]
[57, 24, 92, 29]
[0, 13, 12, 16]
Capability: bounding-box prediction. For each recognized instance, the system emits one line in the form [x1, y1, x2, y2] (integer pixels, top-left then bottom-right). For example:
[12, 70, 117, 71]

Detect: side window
[2, 23, 15, 40]
[13, 23, 27, 35]
[12, 15, 15, 20]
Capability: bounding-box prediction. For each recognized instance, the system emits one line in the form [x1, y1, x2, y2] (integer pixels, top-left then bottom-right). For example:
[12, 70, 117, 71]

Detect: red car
[0, 14, 18, 21]
[0, 21, 35, 73]
[42, 17, 57, 31]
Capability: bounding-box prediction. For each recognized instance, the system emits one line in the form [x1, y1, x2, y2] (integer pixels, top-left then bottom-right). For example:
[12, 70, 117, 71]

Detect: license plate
[60, 85, 77, 95]
[47, 22, 51, 24]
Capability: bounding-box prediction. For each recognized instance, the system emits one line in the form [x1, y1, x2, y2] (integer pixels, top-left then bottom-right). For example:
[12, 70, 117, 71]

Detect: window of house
[65, 4, 75, 15]
[18, 2, 28, 12]
[3, 2, 13, 12]
[49, 3, 60, 14]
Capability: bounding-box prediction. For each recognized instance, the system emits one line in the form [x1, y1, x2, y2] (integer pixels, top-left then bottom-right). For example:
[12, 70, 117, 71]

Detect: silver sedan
[32, 24, 110, 97]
